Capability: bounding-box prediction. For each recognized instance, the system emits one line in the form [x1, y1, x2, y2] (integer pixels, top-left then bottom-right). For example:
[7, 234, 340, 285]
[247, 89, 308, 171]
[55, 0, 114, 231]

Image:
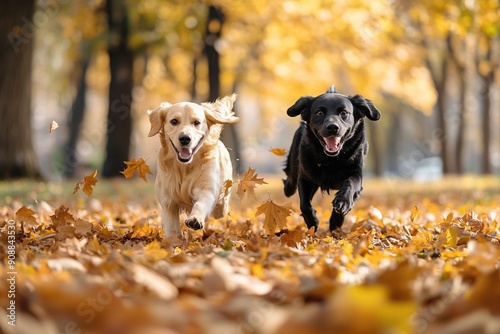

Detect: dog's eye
[170, 119, 179, 126]
[193, 120, 201, 126]
[316, 110, 324, 117]
[340, 111, 348, 120]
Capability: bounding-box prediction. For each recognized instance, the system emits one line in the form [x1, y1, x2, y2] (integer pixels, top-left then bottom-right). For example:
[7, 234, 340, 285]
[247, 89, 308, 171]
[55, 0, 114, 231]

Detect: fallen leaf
[130, 263, 178, 300]
[121, 158, 152, 182]
[16, 206, 38, 228]
[237, 167, 268, 200]
[73, 170, 98, 196]
[255, 199, 292, 235]
[49, 120, 59, 134]
[74, 219, 93, 237]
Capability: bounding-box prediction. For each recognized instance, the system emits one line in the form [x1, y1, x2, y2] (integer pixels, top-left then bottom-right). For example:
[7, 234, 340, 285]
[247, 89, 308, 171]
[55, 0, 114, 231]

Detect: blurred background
[1, 0, 499, 182]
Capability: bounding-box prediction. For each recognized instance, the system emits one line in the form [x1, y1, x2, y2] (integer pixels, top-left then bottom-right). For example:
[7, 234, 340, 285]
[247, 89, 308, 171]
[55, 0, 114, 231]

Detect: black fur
[283, 86, 381, 232]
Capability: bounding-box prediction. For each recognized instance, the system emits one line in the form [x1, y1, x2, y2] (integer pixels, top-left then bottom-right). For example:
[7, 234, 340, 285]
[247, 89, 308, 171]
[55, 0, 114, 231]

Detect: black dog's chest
[300, 157, 350, 190]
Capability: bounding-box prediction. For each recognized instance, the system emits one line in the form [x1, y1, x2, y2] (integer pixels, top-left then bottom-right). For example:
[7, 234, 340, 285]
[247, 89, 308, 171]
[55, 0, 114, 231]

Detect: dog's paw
[333, 197, 352, 215]
[185, 216, 204, 230]
[329, 211, 344, 231]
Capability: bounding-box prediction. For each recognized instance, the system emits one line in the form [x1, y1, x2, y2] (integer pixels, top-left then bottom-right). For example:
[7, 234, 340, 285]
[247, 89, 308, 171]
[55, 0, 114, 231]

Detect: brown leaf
[50, 205, 76, 228]
[16, 206, 38, 229]
[49, 120, 59, 134]
[255, 199, 292, 235]
[74, 219, 93, 237]
[73, 170, 98, 196]
[269, 147, 287, 156]
[121, 158, 152, 182]
[237, 167, 268, 200]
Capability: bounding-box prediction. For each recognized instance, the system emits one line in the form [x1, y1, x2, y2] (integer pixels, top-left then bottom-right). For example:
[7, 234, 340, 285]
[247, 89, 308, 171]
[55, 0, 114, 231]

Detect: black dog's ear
[349, 94, 381, 121]
[287, 96, 314, 118]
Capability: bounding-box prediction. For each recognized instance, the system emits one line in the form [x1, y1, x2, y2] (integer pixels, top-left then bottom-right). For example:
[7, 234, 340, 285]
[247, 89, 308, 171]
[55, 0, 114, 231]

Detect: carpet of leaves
[1, 176, 500, 334]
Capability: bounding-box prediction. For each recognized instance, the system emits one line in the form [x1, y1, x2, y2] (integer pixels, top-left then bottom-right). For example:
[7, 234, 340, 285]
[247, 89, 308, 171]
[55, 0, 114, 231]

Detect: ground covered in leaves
[1, 176, 500, 334]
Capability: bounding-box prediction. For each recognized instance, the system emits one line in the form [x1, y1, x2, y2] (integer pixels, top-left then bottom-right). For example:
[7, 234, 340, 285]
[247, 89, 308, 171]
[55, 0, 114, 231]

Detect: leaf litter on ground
[1, 176, 500, 334]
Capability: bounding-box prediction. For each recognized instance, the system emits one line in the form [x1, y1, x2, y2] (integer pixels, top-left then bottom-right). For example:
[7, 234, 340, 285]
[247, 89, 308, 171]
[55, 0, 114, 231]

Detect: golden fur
[148, 94, 239, 238]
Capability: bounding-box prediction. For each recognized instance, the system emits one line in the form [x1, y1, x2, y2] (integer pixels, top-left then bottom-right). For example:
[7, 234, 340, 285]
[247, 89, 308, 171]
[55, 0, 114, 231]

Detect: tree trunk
[0, 0, 39, 179]
[446, 35, 467, 174]
[63, 59, 89, 178]
[478, 72, 493, 174]
[435, 60, 450, 174]
[204, 6, 243, 173]
[102, 0, 133, 178]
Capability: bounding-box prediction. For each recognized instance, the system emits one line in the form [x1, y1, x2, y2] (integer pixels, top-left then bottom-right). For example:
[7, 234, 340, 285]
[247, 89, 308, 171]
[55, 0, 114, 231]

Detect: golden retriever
[148, 94, 239, 238]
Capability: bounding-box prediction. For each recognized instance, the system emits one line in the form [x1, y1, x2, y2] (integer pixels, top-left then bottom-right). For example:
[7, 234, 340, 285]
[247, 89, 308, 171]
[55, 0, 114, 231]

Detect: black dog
[283, 86, 381, 232]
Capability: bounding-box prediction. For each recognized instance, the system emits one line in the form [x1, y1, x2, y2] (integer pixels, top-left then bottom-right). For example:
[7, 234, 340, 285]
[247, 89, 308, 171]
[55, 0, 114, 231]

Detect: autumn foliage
[1, 172, 500, 333]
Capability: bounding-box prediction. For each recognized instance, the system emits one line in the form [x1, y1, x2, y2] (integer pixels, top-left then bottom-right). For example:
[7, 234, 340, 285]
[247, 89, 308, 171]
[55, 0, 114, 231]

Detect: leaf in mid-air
[73, 170, 98, 196]
[237, 167, 268, 200]
[269, 147, 287, 156]
[49, 120, 59, 134]
[121, 158, 153, 182]
[255, 199, 292, 235]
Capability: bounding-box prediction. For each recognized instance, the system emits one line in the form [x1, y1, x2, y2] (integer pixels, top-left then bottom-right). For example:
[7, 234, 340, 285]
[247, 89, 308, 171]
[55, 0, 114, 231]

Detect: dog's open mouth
[319, 135, 343, 157]
[170, 136, 204, 163]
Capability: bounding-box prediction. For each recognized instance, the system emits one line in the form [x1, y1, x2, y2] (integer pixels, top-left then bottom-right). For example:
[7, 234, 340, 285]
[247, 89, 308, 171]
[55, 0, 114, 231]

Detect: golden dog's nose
[179, 134, 191, 146]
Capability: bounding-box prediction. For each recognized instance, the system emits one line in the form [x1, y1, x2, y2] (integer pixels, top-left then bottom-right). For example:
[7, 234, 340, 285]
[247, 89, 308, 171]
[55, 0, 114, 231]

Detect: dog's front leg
[331, 174, 363, 230]
[185, 189, 216, 230]
[298, 178, 320, 231]
[161, 202, 182, 238]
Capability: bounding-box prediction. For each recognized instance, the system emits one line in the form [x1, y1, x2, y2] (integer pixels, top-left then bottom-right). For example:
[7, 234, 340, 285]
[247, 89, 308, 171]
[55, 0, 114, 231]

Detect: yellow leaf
[410, 205, 419, 222]
[255, 199, 292, 235]
[269, 147, 287, 156]
[73, 170, 98, 196]
[250, 262, 265, 279]
[121, 158, 153, 182]
[237, 167, 268, 200]
[49, 120, 59, 134]
[444, 226, 459, 248]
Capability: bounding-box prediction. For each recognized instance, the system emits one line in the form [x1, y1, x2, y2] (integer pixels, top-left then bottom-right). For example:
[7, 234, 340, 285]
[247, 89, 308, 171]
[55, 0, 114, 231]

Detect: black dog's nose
[179, 134, 191, 146]
[326, 123, 340, 134]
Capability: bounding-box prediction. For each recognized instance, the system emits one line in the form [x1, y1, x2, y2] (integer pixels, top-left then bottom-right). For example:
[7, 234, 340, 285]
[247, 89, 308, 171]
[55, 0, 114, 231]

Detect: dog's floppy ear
[349, 94, 381, 121]
[287, 96, 314, 118]
[202, 94, 239, 125]
[147, 102, 171, 137]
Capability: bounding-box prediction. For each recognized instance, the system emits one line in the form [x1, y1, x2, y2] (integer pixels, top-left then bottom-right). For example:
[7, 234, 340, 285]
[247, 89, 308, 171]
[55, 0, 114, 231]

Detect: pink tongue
[179, 147, 193, 159]
[323, 136, 340, 152]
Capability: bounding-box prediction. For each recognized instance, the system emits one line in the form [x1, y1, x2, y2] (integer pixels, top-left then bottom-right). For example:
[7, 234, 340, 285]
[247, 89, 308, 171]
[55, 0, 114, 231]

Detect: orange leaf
[49, 120, 59, 134]
[121, 158, 152, 182]
[50, 205, 76, 228]
[73, 170, 98, 196]
[16, 206, 37, 228]
[255, 199, 292, 235]
[269, 147, 287, 156]
[223, 179, 233, 197]
[237, 167, 268, 200]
